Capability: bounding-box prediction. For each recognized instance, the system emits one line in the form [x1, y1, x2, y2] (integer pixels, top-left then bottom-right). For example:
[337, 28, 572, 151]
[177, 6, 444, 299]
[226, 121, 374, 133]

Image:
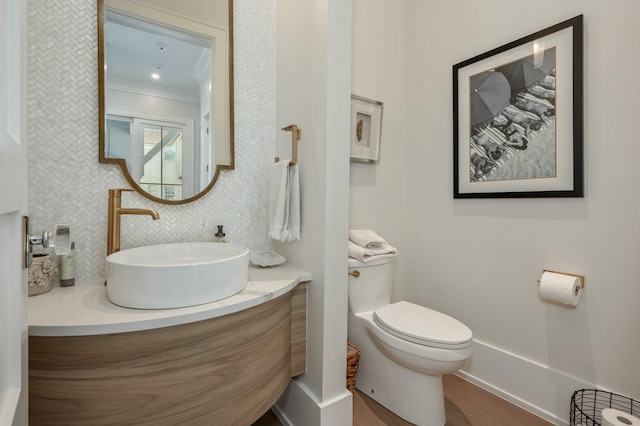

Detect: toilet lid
[373, 301, 472, 349]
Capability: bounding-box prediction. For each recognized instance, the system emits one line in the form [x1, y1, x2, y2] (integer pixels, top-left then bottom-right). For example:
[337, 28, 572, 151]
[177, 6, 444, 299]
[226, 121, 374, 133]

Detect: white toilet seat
[373, 301, 472, 349]
[361, 311, 472, 373]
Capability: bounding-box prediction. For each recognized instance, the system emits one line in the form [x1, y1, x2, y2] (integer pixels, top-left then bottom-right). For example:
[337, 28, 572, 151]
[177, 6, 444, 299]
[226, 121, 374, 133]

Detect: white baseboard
[458, 339, 595, 425]
[274, 379, 353, 426]
[274, 340, 594, 425]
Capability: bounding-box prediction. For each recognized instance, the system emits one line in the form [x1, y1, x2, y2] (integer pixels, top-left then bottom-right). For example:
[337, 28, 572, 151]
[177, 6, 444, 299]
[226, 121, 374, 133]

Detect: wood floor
[253, 374, 552, 425]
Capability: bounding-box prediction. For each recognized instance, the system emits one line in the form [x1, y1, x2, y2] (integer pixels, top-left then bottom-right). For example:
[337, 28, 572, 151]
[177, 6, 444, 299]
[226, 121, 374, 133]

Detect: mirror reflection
[99, 0, 233, 204]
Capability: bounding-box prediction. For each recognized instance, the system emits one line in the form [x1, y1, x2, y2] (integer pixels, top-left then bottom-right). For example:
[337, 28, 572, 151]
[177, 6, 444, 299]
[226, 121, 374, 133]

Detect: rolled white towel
[349, 229, 387, 248]
[348, 240, 397, 263]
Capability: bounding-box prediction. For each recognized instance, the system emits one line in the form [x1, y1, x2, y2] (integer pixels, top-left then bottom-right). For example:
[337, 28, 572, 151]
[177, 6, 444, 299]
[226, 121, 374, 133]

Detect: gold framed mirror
[98, 0, 234, 204]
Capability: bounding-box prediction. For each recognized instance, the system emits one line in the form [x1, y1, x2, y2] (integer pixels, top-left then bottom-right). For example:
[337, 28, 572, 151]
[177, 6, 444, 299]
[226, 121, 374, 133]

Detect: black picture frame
[453, 15, 583, 198]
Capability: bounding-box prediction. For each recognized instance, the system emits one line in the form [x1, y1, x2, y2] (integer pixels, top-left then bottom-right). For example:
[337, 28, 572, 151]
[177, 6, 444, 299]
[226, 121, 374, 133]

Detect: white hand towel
[269, 160, 301, 242]
[287, 163, 300, 241]
[269, 160, 289, 241]
[348, 240, 397, 263]
[349, 229, 387, 248]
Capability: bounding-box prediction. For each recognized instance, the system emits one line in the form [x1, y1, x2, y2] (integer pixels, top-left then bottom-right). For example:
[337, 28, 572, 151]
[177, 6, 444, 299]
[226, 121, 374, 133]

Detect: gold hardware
[275, 124, 301, 165]
[348, 270, 360, 278]
[107, 189, 160, 256]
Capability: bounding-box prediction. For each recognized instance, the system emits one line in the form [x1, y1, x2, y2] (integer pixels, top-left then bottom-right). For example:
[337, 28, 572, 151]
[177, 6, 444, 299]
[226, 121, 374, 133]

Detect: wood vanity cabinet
[29, 283, 307, 426]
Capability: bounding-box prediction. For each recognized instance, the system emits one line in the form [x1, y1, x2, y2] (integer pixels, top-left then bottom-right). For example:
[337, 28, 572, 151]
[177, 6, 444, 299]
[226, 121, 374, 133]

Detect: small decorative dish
[250, 250, 286, 267]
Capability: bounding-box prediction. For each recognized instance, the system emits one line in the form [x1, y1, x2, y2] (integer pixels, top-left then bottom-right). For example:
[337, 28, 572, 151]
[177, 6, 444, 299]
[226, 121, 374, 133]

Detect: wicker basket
[346, 342, 361, 393]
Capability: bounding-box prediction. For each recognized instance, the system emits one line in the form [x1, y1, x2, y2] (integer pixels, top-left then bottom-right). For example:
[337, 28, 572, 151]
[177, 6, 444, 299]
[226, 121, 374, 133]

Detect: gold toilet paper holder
[543, 270, 585, 288]
[538, 270, 585, 296]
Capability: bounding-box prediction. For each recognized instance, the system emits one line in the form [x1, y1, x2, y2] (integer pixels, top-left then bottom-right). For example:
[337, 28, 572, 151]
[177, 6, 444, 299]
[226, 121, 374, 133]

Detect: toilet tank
[348, 256, 396, 313]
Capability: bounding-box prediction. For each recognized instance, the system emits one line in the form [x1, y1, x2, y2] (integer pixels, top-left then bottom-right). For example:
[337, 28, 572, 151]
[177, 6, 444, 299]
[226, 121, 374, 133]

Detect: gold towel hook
[276, 124, 301, 165]
[348, 270, 360, 278]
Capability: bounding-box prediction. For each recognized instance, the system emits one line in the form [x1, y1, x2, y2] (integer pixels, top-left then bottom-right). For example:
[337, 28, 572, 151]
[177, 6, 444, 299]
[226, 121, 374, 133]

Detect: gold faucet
[107, 189, 160, 256]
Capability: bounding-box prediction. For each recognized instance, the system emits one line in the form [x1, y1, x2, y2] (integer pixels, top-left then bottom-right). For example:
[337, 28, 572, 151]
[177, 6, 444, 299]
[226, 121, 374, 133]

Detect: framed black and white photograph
[453, 15, 583, 198]
[350, 95, 383, 163]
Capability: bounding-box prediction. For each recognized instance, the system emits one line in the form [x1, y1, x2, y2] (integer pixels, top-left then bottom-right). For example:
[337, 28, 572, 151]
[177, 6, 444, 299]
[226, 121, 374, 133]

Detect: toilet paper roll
[602, 408, 640, 426]
[539, 271, 582, 306]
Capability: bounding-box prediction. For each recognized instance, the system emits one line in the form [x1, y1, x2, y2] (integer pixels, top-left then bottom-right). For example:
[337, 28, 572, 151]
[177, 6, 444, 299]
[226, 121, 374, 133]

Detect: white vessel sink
[106, 242, 250, 309]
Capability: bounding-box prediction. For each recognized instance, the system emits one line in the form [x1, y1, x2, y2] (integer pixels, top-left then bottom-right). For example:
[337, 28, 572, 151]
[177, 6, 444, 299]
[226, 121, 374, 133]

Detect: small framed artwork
[350, 95, 383, 163]
[453, 15, 583, 198]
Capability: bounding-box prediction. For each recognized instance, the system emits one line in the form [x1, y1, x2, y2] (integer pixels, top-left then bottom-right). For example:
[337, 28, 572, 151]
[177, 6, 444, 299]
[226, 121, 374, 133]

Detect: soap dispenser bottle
[214, 225, 229, 243]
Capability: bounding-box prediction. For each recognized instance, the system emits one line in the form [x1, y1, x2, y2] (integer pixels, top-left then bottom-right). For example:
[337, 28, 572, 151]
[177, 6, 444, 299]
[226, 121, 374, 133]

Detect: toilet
[348, 256, 472, 426]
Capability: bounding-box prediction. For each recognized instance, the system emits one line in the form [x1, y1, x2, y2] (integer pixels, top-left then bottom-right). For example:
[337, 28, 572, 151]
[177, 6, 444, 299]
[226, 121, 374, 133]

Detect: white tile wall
[27, 0, 275, 280]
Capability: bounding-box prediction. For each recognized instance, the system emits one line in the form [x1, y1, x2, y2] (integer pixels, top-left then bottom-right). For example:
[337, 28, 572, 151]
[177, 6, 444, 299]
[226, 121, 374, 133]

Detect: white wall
[351, 0, 640, 424]
[274, 0, 353, 425]
[106, 88, 201, 123]
[350, 0, 408, 301]
[410, 0, 640, 421]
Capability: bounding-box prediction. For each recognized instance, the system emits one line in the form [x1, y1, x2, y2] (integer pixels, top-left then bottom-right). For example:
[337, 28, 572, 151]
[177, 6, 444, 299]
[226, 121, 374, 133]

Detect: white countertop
[28, 263, 311, 337]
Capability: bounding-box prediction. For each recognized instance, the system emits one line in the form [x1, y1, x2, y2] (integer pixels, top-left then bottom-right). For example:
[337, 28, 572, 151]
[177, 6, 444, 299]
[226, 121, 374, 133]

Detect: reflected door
[132, 118, 191, 201]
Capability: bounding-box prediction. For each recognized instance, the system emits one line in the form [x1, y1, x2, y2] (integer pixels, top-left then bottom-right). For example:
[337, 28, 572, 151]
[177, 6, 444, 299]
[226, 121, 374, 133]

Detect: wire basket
[570, 389, 639, 425]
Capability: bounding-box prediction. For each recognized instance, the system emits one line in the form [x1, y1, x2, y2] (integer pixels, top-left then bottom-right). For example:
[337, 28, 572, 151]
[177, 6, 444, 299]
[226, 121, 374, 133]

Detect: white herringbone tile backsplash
[27, 0, 275, 280]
